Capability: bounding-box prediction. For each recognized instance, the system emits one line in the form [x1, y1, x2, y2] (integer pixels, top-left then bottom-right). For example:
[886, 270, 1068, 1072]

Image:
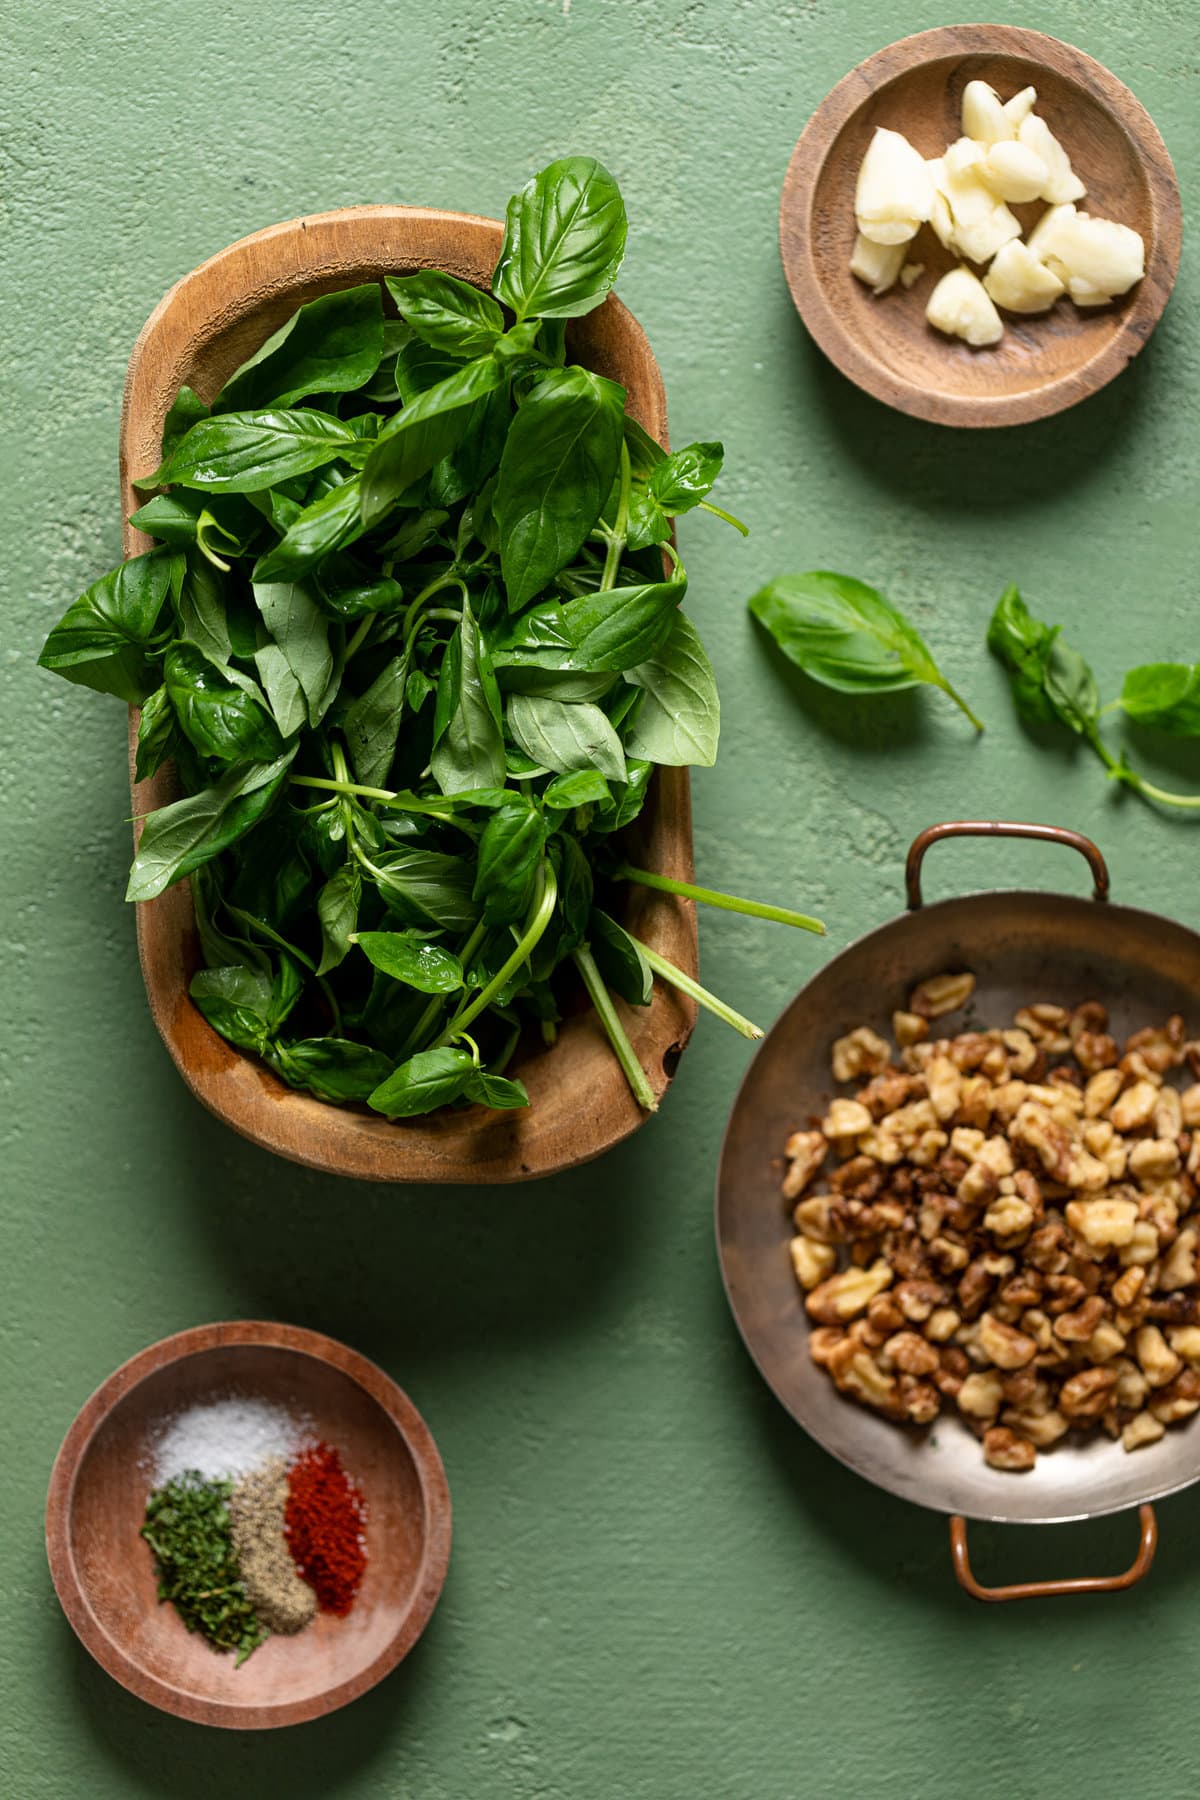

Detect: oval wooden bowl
[780, 25, 1182, 427]
[121, 207, 697, 1183]
[45, 1321, 451, 1729]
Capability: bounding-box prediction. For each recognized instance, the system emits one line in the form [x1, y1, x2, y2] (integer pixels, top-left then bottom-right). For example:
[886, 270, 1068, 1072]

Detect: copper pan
[716, 821, 1200, 1600]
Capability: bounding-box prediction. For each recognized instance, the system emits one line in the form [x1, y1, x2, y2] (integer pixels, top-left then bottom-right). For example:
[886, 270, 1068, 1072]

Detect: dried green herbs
[141, 1474, 269, 1665]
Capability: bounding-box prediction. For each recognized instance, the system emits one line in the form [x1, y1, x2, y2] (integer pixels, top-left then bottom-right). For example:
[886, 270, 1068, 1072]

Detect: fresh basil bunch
[39, 156, 821, 1119]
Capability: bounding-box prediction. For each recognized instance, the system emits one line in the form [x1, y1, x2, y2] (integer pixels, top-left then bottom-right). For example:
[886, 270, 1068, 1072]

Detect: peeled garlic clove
[1025, 201, 1078, 271]
[944, 136, 987, 181]
[933, 140, 1022, 262]
[926, 266, 1005, 346]
[925, 159, 958, 249]
[850, 232, 907, 294]
[899, 261, 925, 289]
[981, 140, 1049, 204]
[1042, 210, 1146, 302]
[855, 127, 934, 242]
[1018, 113, 1086, 203]
[962, 79, 1013, 145]
[983, 239, 1065, 313]
[1003, 85, 1038, 129]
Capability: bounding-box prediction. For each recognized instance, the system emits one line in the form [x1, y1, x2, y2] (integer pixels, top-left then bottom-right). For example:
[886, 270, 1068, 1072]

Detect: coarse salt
[148, 1397, 310, 1486]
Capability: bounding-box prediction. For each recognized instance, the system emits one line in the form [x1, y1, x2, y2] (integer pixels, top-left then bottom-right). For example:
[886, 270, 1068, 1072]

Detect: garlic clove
[899, 260, 925, 289]
[925, 159, 958, 250]
[1026, 205, 1145, 303]
[850, 232, 907, 294]
[933, 140, 1022, 263]
[1018, 113, 1086, 204]
[1002, 85, 1038, 129]
[926, 266, 1005, 346]
[981, 140, 1049, 204]
[961, 80, 1013, 145]
[855, 127, 934, 240]
[983, 239, 1065, 314]
[944, 135, 987, 181]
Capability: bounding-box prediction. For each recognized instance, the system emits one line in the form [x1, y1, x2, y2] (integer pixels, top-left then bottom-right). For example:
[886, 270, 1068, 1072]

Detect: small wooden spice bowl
[45, 1321, 451, 1729]
[780, 25, 1182, 427]
[123, 206, 696, 1183]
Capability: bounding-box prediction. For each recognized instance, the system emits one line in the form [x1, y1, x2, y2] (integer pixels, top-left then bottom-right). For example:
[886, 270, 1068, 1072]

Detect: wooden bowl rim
[779, 23, 1183, 428]
[45, 1321, 452, 1729]
[120, 204, 698, 1184]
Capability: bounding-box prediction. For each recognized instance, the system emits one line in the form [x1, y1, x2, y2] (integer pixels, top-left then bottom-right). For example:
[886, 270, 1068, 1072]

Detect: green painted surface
[2, 1, 1197, 1793]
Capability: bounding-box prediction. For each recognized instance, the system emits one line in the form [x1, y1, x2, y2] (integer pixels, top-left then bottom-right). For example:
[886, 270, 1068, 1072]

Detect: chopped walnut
[909, 972, 976, 1019]
[781, 1130, 828, 1200]
[892, 1009, 929, 1049]
[983, 1426, 1036, 1471]
[1111, 1081, 1159, 1133]
[822, 1097, 873, 1139]
[1121, 1411, 1166, 1451]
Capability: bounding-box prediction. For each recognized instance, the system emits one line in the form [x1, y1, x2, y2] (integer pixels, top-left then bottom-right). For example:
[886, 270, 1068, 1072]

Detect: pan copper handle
[906, 821, 1110, 911]
[948, 1506, 1157, 1602]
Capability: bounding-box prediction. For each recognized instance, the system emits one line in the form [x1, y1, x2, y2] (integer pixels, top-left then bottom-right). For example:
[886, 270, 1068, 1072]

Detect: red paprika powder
[284, 1442, 367, 1615]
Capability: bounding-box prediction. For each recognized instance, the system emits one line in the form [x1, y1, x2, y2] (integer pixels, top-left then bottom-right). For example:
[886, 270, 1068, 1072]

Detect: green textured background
[3, 1, 1197, 1794]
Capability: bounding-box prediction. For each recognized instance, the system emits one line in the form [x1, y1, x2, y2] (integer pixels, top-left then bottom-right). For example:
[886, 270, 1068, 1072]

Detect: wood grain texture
[780, 26, 1182, 428]
[120, 206, 698, 1184]
[44, 1321, 452, 1729]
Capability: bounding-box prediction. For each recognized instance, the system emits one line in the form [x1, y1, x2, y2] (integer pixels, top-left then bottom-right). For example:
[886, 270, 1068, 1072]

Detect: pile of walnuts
[783, 973, 1200, 1471]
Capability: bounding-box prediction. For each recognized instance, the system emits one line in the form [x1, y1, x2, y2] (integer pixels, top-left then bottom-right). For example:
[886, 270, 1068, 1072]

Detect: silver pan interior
[715, 888, 1200, 1524]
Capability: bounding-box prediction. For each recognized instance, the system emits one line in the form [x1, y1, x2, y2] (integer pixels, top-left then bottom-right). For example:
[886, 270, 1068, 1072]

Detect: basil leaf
[367, 1045, 476, 1117]
[126, 750, 295, 902]
[253, 476, 366, 583]
[359, 355, 507, 523]
[164, 642, 283, 764]
[649, 440, 723, 512]
[464, 1069, 530, 1110]
[369, 848, 479, 931]
[190, 965, 275, 1053]
[1119, 663, 1200, 736]
[430, 591, 506, 794]
[134, 685, 177, 783]
[345, 654, 405, 788]
[507, 693, 627, 782]
[749, 570, 981, 727]
[252, 580, 335, 728]
[37, 549, 173, 703]
[624, 610, 719, 767]
[497, 667, 617, 702]
[254, 642, 308, 739]
[214, 283, 385, 412]
[386, 271, 505, 359]
[316, 863, 361, 975]
[542, 768, 609, 809]
[987, 587, 1097, 738]
[590, 758, 653, 835]
[473, 800, 547, 924]
[274, 1037, 393, 1102]
[175, 554, 233, 663]
[553, 833, 593, 955]
[143, 410, 361, 493]
[492, 155, 627, 322]
[130, 489, 249, 551]
[353, 929, 465, 993]
[495, 366, 625, 612]
[589, 908, 653, 1006]
[162, 385, 209, 454]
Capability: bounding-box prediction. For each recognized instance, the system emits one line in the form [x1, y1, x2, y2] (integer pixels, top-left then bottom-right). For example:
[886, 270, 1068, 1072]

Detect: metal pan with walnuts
[716, 821, 1200, 1600]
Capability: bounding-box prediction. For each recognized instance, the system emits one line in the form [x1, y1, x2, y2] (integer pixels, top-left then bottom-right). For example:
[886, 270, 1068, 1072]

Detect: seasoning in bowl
[781, 987, 1200, 1472]
[141, 1397, 367, 1661]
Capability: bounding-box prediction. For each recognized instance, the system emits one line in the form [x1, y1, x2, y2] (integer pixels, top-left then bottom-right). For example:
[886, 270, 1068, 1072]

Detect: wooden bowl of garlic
[780, 25, 1182, 427]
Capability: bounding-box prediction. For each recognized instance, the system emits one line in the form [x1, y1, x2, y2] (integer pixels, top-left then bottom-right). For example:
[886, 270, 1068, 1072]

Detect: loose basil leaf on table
[1119, 663, 1200, 735]
[748, 570, 983, 729]
[987, 586, 1097, 738]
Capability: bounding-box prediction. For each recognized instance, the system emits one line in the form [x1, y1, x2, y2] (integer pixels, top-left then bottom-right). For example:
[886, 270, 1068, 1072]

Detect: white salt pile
[149, 1397, 309, 1485]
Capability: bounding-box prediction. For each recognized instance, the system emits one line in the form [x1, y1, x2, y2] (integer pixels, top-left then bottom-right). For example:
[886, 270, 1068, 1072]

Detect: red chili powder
[284, 1442, 368, 1615]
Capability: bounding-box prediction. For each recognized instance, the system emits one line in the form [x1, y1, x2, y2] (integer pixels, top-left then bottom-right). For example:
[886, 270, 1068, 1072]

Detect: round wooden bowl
[45, 1322, 451, 1729]
[780, 25, 1182, 427]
